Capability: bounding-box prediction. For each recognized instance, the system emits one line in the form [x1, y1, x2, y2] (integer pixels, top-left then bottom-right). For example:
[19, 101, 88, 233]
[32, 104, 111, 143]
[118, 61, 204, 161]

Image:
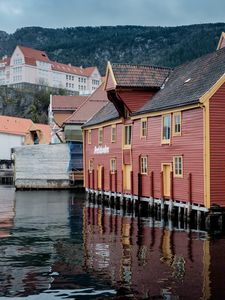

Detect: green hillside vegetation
[0, 23, 224, 73]
[0, 23, 224, 122]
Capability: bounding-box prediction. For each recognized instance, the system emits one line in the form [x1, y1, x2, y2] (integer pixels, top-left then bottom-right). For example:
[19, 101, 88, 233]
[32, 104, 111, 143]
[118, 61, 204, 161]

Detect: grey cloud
[0, 0, 224, 33]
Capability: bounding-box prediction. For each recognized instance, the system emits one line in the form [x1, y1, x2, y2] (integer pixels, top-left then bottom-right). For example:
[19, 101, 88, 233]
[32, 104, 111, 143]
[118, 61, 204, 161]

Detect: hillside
[0, 23, 224, 123]
[0, 23, 224, 74]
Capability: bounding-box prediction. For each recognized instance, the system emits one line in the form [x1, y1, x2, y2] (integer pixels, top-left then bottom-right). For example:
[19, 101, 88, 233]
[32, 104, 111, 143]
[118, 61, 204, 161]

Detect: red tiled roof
[0, 115, 33, 136]
[64, 83, 108, 124]
[7, 45, 99, 76]
[110, 63, 171, 88]
[83, 66, 96, 76]
[52, 95, 88, 110]
[51, 61, 98, 76]
[18, 45, 50, 64]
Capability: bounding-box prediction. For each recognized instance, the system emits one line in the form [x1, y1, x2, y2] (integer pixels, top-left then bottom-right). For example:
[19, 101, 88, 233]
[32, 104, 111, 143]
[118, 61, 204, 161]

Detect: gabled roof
[52, 95, 88, 110]
[83, 66, 98, 76]
[135, 46, 225, 115]
[82, 102, 119, 128]
[217, 32, 225, 50]
[105, 62, 171, 90]
[0, 115, 33, 136]
[18, 45, 50, 65]
[64, 83, 109, 125]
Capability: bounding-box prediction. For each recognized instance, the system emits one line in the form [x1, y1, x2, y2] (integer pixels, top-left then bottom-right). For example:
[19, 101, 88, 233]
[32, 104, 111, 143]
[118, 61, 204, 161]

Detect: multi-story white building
[0, 45, 101, 95]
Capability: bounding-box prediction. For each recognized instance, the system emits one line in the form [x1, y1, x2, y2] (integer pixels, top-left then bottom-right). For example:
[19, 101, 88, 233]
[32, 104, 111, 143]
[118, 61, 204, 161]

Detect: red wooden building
[83, 46, 225, 211]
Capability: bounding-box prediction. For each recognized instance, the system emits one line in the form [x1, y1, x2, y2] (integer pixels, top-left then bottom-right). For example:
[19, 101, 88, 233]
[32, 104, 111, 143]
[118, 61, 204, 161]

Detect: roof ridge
[111, 62, 172, 70]
[63, 84, 102, 123]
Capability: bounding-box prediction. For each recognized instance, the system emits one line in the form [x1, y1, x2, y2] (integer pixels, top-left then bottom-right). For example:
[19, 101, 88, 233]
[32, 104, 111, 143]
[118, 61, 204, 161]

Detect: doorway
[97, 165, 102, 190]
[123, 164, 132, 191]
[162, 164, 171, 198]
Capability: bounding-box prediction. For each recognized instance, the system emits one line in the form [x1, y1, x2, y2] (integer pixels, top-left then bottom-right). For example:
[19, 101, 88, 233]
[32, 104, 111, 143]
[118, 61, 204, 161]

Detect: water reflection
[0, 190, 225, 299]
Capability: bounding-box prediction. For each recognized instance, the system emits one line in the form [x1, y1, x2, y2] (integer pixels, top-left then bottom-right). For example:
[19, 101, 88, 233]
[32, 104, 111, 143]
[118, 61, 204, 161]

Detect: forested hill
[0, 23, 224, 74]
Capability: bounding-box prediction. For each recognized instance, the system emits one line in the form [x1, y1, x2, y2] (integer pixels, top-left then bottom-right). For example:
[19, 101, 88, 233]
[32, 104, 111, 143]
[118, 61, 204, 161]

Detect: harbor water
[0, 188, 224, 299]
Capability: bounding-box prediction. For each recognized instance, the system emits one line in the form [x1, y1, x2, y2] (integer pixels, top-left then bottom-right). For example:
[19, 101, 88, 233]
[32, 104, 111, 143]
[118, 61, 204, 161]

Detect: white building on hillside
[0, 45, 101, 95]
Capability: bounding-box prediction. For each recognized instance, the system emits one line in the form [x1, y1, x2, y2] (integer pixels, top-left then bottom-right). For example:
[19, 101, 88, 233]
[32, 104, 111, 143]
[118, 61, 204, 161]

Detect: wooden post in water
[197, 210, 202, 227]
[92, 170, 95, 191]
[187, 173, 192, 220]
[137, 173, 142, 211]
[149, 171, 154, 214]
[109, 171, 112, 202]
[160, 171, 164, 217]
[169, 171, 174, 218]
[130, 170, 134, 210]
[120, 170, 124, 205]
[114, 170, 118, 206]
[87, 170, 90, 189]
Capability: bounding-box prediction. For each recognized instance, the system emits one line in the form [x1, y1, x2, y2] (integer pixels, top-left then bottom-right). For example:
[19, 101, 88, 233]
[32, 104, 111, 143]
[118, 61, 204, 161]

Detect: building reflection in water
[82, 201, 223, 300]
[0, 191, 225, 299]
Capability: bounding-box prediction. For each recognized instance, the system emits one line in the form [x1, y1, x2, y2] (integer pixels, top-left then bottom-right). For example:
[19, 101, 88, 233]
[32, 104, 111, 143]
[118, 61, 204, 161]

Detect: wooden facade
[83, 49, 225, 210]
[84, 106, 205, 206]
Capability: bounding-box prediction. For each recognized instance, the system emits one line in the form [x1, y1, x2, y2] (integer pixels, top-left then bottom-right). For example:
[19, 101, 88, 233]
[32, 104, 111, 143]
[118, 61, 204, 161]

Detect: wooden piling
[188, 173, 192, 204]
[115, 170, 117, 194]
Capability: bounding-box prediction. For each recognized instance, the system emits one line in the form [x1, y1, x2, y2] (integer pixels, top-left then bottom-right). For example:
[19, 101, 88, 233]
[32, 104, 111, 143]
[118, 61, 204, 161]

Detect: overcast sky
[0, 0, 224, 33]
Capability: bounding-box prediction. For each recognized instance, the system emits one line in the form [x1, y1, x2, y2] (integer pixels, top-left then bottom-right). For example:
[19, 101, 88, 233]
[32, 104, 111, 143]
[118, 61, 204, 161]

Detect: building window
[141, 119, 147, 138]
[140, 156, 148, 174]
[89, 159, 94, 172]
[111, 125, 116, 142]
[173, 156, 183, 177]
[173, 112, 181, 136]
[98, 128, 103, 144]
[110, 158, 116, 173]
[124, 125, 132, 146]
[88, 130, 91, 144]
[162, 114, 171, 143]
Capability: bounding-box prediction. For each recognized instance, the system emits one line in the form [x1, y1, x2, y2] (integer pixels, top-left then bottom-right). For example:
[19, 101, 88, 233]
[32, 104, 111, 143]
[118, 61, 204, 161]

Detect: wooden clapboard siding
[210, 82, 225, 206]
[132, 107, 204, 204]
[84, 123, 123, 192]
[117, 90, 156, 113]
